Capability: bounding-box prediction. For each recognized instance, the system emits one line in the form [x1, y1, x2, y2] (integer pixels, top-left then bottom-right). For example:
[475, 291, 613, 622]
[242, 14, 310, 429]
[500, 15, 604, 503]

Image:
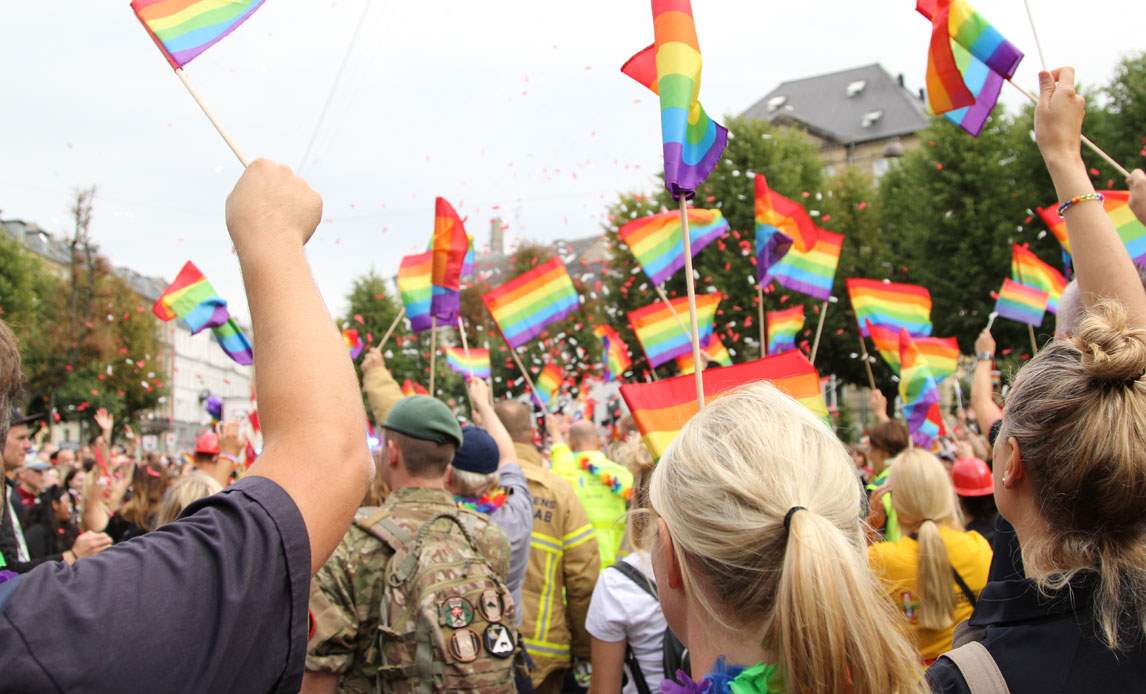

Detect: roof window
[861, 110, 884, 128]
[766, 95, 788, 112]
[846, 80, 867, 98]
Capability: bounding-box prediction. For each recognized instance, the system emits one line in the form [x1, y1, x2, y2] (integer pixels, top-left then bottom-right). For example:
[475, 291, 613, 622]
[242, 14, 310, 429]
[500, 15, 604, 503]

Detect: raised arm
[225, 160, 372, 574]
[1036, 68, 1146, 328]
[971, 330, 1003, 434]
[466, 379, 515, 467]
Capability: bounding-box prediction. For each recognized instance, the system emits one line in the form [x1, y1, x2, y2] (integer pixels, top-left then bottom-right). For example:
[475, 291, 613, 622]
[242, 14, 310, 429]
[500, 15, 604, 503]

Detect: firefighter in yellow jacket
[494, 400, 600, 693]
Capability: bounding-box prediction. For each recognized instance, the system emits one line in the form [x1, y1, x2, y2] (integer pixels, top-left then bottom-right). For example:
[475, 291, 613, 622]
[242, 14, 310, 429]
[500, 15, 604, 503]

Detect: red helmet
[194, 431, 220, 456]
[951, 457, 993, 497]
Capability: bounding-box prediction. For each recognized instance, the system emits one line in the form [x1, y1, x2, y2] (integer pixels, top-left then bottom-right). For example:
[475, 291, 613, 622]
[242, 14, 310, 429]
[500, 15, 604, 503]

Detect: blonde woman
[647, 382, 925, 693]
[868, 450, 991, 663]
[155, 473, 222, 527]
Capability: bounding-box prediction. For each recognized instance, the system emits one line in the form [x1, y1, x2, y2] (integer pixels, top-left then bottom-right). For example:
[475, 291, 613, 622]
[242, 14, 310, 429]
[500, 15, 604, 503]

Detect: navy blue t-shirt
[0, 476, 311, 693]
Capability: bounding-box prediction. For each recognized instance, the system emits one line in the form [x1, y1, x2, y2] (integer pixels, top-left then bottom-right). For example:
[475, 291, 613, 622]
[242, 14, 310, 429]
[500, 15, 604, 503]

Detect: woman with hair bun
[647, 382, 925, 693]
[868, 450, 991, 663]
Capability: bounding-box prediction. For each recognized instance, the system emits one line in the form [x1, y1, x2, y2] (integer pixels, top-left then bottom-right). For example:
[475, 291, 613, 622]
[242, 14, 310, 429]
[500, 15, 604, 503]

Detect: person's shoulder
[867, 536, 912, 569]
[925, 656, 973, 694]
[943, 525, 993, 554]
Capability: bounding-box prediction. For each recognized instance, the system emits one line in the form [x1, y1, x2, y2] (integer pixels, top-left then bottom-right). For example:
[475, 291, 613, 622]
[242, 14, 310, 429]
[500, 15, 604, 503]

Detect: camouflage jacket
[306, 487, 511, 693]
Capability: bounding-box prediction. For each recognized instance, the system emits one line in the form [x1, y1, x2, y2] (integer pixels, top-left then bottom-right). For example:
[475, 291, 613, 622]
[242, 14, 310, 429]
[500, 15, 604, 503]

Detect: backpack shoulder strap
[353, 507, 414, 553]
[609, 560, 658, 601]
[941, 641, 1010, 694]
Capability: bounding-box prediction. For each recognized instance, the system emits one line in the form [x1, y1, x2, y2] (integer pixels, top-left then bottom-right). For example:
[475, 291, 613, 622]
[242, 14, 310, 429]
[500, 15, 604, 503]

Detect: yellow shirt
[868, 525, 992, 662]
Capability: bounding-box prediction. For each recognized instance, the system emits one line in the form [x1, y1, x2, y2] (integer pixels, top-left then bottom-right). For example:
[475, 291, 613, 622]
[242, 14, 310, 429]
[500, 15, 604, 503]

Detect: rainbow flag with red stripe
[995, 278, 1048, 327]
[594, 325, 632, 381]
[755, 174, 818, 255]
[430, 197, 469, 323]
[847, 278, 933, 337]
[770, 229, 844, 301]
[868, 321, 959, 383]
[619, 208, 729, 285]
[621, 0, 728, 197]
[401, 379, 428, 397]
[916, 0, 1022, 136]
[445, 347, 491, 379]
[1012, 244, 1067, 314]
[767, 306, 806, 356]
[628, 293, 721, 368]
[153, 261, 252, 365]
[899, 329, 946, 449]
[342, 328, 364, 361]
[132, 0, 265, 69]
[620, 350, 829, 459]
[397, 252, 433, 332]
[1037, 191, 1146, 265]
[535, 363, 564, 407]
[483, 258, 581, 349]
[675, 333, 732, 375]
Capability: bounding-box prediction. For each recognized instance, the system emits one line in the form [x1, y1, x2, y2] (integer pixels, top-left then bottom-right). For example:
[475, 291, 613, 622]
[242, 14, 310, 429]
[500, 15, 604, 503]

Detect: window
[846, 80, 867, 98]
[766, 95, 787, 112]
[861, 110, 884, 128]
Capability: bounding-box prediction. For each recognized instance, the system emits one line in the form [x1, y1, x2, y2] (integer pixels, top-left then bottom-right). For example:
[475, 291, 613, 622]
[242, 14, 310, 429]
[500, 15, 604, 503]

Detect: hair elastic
[783, 506, 807, 532]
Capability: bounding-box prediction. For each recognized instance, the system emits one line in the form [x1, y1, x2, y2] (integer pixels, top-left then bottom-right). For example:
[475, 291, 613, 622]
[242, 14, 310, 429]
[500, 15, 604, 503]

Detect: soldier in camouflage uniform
[304, 396, 516, 693]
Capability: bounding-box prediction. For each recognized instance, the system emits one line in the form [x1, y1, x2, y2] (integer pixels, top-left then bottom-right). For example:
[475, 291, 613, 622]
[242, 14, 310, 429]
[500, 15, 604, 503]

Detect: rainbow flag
[595, 325, 632, 381]
[995, 278, 1048, 327]
[152, 261, 229, 333]
[770, 229, 844, 302]
[430, 197, 469, 322]
[483, 257, 581, 348]
[1037, 191, 1146, 265]
[755, 174, 818, 254]
[131, 0, 265, 70]
[847, 278, 933, 337]
[445, 347, 491, 379]
[212, 317, 253, 366]
[868, 321, 959, 383]
[621, 0, 728, 197]
[899, 328, 945, 450]
[620, 350, 828, 459]
[535, 363, 564, 407]
[401, 379, 428, 397]
[153, 261, 252, 365]
[342, 328, 364, 361]
[916, 0, 1022, 136]
[628, 293, 721, 368]
[1012, 244, 1067, 314]
[618, 208, 729, 285]
[397, 252, 434, 333]
[675, 333, 732, 375]
[767, 306, 806, 356]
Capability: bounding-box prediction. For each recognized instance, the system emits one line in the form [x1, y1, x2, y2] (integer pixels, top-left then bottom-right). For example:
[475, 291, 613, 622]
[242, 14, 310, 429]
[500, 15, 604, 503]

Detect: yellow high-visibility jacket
[549, 443, 632, 569]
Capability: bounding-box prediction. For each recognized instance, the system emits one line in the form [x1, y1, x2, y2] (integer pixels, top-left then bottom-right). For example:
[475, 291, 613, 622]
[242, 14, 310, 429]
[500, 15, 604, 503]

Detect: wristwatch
[976, 352, 993, 363]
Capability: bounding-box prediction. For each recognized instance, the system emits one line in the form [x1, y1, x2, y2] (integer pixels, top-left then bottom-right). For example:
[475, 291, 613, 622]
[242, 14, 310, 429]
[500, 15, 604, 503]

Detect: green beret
[383, 396, 463, 448]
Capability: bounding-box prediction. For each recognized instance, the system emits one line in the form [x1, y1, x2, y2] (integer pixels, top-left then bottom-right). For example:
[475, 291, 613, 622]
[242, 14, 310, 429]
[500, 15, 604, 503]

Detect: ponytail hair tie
[784, 506, 807, 532]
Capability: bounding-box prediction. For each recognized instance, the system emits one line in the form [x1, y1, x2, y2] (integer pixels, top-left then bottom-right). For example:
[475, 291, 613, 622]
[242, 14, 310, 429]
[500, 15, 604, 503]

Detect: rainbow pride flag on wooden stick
[445, 347, 491, 379]
[771, 230, 844, 302]
[534, 363, 564, 407]
[1037, 191, 1146, 265]
[622, 0, 727, 198]
[595, 325, 632, 381]
[397, 252, 434, 333]
[994, 278, 1048, 327]
[152, 261, 252, 365]
[899, 329, 946, 449]
[430, 197, 469, 323]
[619, 209, 729, 285]
[867, 321, 959, 383]
[483, 258, 581, 349]
[755, 174, 818, 255]
[628, 293, 721, 368]
[621, 350, 828, 459]
[1012, 244, 1067, 314]
[847, 278, 933, 337]
[767, 306, 806, 356]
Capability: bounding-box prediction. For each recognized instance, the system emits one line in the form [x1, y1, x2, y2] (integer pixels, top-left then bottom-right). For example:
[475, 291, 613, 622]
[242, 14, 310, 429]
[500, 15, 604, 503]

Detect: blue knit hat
[451, 426, 499, 474]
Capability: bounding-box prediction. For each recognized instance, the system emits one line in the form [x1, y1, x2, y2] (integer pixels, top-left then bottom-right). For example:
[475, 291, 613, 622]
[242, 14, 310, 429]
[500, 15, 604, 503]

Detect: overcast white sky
[2, 1, 1143, 321]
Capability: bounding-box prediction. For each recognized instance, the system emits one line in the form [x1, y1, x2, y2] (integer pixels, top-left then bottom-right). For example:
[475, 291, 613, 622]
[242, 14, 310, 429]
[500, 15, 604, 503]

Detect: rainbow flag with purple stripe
[132, 0, 265, 70]
[152, 261, 252, 365]
[430, 197, 469, 323]
[397, 252, 434, 333]
[770, 229, 844, 301]
[618, 208, 729, 285]
[995, 278, 1048, 327]
[917, 0, 1023, 136]
[622, 0, 728, 198]
[535, 363, 564, 407]
[212, 318, 253, 366]
[445, 347, 491, 379]
[483, 258, 581, 349]
[899, 328, 945, 449]
[767, 306, 806, 356]
[595, 325, 632, 382]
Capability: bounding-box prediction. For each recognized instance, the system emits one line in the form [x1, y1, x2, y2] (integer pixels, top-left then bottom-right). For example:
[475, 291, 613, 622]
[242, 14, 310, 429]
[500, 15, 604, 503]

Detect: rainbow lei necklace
[455, 488, 509, 515]
[579, 455, 633, 502]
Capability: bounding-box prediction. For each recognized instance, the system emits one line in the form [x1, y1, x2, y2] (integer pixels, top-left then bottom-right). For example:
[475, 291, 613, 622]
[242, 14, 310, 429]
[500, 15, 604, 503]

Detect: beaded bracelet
[1057, 192, 1104, 216]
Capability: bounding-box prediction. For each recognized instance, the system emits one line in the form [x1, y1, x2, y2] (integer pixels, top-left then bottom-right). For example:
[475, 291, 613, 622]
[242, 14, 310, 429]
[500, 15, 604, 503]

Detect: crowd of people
[0, 67, 1145, 693]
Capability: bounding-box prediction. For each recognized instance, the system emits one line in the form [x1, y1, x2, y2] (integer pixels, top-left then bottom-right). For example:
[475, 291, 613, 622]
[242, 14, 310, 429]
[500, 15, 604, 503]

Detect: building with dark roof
[743, 63, 930, 177]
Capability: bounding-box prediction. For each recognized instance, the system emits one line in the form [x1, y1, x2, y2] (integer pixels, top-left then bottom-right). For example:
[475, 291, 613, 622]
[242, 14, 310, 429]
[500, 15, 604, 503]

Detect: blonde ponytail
[652, 383, 925, 694]
[888, 449, 963, 632]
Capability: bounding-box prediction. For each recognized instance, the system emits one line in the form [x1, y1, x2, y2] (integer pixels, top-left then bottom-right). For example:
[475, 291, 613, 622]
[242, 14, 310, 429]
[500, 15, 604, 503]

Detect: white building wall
[169, 325, 253, 452]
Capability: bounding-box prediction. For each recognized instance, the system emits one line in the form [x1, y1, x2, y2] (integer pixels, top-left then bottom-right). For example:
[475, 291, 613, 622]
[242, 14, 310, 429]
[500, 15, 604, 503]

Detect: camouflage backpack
[354, 508, 519, 693]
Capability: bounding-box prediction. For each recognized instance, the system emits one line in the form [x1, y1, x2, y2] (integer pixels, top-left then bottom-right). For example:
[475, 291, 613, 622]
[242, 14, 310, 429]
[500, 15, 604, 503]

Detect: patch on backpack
[483, 623, 515, 659]
[440, 596, 475, 628]
[478, 589, 503, 624]
[448, 628, 482, 663]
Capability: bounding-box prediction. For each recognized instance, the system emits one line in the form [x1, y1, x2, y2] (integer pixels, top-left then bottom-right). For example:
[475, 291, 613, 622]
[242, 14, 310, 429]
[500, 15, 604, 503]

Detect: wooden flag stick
[429, 316, 438, 395]
[1007, 80, 1131, 178]
[986, 312, 999, 333]
[757, 284, 767, 358]
[456, 316, 475, 380]
[174, 69, 251, 168]
[1027, 324, 1039, 356]
[654, 285, 689, 334]
[810, 299, 831, 365]
[857, 333, 877, 390]
[507, 347, 544, 409]
[1022, 0, 1050, 72]
[678, 197, 706, 408]
[376, 306, 406, 350]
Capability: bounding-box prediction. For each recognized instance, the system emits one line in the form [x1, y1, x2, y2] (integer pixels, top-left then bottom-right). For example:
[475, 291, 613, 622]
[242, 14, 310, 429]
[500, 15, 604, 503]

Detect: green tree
[1089, 52, 1146, 179]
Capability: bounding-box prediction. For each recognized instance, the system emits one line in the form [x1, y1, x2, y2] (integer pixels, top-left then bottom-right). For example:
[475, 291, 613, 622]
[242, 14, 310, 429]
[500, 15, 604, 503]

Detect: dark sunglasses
[988, 419, 1003, 447]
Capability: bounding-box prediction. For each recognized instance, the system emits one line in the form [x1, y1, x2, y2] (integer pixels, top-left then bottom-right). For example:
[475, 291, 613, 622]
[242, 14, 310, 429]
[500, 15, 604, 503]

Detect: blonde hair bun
[1073, 299, 1146, 384]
